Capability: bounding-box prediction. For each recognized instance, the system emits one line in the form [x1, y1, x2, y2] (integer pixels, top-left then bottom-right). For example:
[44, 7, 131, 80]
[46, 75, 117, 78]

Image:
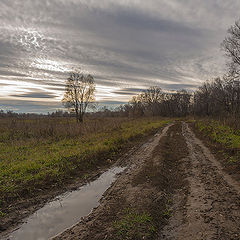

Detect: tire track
[161, 122, 240, 240]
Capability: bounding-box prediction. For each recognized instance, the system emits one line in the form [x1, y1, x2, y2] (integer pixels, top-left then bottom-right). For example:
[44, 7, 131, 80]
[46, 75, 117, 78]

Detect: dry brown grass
[0, 117, 128, 142]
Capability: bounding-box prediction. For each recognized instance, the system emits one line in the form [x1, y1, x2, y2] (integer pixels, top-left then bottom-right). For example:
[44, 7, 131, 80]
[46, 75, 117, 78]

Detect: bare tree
[172, 90, 191, 116]
[140, 86, 164, 116]
[128, 95, 144, 117]
[62, 70, 96, 122]
[193, 81, 212, 116]
[222, 20, 240, 79]
[125, 86, 191, 117]
[141, 86, 164, 104]
[221, 19, 240, 117]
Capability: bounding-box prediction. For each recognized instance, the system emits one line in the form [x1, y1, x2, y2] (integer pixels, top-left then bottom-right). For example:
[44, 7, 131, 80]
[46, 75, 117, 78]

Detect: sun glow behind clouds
[13, 27, 46, 51]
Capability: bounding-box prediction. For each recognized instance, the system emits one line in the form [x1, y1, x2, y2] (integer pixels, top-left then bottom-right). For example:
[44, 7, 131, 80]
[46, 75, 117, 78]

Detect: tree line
[61, 19, 240, 121]
[117, 87, 191, 117]
[119, 77, 240, 119]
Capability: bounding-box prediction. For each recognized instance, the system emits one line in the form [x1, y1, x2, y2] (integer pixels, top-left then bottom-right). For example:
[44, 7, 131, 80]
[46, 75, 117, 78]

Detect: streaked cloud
[0, 0, 239, 112]
[11, 91, 58, 99]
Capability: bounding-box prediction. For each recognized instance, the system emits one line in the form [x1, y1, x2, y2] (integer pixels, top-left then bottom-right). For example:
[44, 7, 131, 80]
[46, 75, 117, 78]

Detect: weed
[163, 208, 173, 217]
[228, 156, 239, 163]
[114, 209, 156, 239]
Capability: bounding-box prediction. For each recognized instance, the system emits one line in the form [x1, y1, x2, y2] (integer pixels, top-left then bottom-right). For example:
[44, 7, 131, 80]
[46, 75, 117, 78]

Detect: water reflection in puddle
[6, 166, 125, 240]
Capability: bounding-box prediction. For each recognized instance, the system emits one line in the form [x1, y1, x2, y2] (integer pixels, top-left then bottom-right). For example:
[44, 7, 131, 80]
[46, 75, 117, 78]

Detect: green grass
[114, 209, 156, 239]
[196, 120, 240, 149]
[195, 119, 240, 167]
[0, 118, 170, 210]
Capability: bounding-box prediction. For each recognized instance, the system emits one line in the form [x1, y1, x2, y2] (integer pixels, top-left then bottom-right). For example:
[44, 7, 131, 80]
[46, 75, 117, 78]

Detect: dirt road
[51, 121, 240, 240]
[161, 122, 240, 240]
[3, 122, 238, 240]
[53, 123, 175, 239]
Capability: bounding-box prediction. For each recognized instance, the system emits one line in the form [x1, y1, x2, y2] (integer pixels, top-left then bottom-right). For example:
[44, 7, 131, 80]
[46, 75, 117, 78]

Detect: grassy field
[0, 117, 170, 215]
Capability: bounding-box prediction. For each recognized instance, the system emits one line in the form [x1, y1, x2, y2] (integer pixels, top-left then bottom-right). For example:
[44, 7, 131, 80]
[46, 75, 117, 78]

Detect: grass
[0, 211, 6, 217]
[0, 117, 170, 215]
[195, 119, 240, 173]
[195, 120, 240, 149]
[114, 209, 156, 239]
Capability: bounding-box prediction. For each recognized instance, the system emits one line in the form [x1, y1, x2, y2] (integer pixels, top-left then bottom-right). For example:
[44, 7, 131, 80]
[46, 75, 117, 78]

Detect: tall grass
[0, 117, 170, 209]
[0, 117, 126, 142]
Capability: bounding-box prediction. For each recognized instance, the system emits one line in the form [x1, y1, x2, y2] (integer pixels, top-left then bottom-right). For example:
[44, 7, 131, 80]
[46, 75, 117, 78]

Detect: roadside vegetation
[0, 117, 170, 217]
[196, 120, 240, 149]
[194, 119, 240, 181]
[114, 209, 156, 239]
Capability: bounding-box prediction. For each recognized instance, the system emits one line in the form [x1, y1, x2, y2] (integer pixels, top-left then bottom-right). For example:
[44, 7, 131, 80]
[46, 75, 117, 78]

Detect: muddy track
[3, 122, 240, 240]
[53, 122, 240, 240]
[52, 123, 174, 240]
[161, 122, 240, 240]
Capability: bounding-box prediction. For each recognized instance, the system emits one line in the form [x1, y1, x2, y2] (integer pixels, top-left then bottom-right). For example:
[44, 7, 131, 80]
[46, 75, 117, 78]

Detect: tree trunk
[78, 114, 83, 123]
[75, 109, 79, 122]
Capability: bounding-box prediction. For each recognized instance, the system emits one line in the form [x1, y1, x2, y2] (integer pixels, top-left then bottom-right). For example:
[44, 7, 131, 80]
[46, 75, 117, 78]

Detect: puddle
[5, 166, 125, 240]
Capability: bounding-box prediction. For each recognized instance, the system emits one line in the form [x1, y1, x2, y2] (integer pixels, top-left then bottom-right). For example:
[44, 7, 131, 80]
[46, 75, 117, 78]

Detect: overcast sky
[0, 0, 239, 113]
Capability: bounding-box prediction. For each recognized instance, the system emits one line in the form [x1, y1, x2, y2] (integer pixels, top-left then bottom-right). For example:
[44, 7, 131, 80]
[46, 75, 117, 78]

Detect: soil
[160, 122, 240, 240]
[191, 122, 240, 183]
[2, 121, 240, 240]
[53, 122, 240, 240]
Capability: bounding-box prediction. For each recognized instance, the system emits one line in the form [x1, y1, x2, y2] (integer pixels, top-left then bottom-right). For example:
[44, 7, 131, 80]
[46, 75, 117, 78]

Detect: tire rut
[161, 122, 240, 240]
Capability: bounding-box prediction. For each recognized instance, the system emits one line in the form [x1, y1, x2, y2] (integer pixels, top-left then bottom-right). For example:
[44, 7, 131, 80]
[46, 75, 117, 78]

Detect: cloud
[0, 0, 240, 112]
[0, 69, 28, 77]
[11, 91, 57, 99]
[112, 91, 136, 96]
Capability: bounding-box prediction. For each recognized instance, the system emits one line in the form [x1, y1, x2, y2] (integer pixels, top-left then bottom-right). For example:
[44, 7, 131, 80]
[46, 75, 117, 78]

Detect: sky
[0, 0, 240, 113]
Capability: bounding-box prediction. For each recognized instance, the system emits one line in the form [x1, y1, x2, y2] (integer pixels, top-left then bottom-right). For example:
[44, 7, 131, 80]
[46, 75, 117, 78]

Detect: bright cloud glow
[31, 59, 70, 73]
